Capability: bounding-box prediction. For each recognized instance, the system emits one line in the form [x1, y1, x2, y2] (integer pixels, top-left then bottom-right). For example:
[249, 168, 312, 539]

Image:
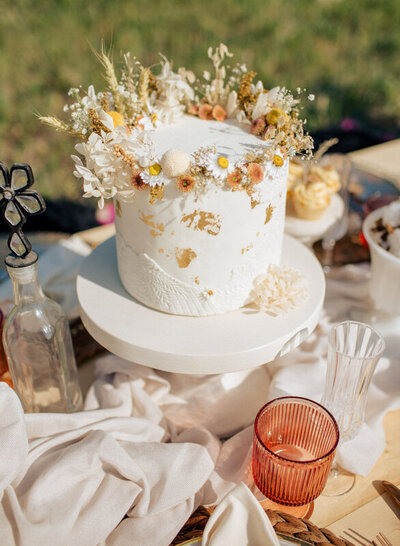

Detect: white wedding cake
[41, 44, 313, 316]
[115, 116, 288, 315]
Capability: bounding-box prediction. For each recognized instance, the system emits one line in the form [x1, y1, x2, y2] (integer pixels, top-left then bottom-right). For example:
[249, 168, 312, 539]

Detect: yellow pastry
[309, 165, 341, 194]
[292, 181, 331, 220]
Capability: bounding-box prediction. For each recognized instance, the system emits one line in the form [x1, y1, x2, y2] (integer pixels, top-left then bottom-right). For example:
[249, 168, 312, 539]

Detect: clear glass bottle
[3, 253, 83, 413]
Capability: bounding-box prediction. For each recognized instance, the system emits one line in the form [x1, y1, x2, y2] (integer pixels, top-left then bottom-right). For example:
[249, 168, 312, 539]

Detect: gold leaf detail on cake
[194, 276, 200, 285]
[241, 244, 253, 254]
[175, 248, 197, 268]
[181, 210, 222, 236]
[149, 185, 164, 205]
[265, 205, 274, 224]
[115, 200, 122, 218]
[158, 248, 164, 253]
[246, 185, 254, 196]
[245, 184, 260, 209]
[250, 197, 260, 209]
[139, 211, 165, 237]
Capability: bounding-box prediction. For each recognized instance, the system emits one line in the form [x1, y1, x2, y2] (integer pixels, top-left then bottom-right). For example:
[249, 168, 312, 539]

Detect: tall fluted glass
[321, 320, 385, 495]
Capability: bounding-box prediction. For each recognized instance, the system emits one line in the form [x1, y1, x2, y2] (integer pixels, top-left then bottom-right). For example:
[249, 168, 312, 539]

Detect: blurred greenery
[1, 0, 400, 199]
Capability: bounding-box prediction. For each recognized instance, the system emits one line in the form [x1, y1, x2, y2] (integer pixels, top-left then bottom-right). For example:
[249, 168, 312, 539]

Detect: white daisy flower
[202, 153, 234, 180]
[267, 150, 288, 178]
[140, 162, 171, 187]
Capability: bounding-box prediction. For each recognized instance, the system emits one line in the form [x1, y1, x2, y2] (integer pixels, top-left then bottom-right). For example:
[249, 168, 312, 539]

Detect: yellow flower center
[149, 163, 162, 176]
[217, 156, 229, 169]
[151, 113, 158, 123]
[273, 154, 284, 167]
[266, 108, 283, 125]
[106, 110, 125, 127]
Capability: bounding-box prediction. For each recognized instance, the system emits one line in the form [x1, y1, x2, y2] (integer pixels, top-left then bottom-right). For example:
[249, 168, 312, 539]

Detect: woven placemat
[172, 504, 353, 545]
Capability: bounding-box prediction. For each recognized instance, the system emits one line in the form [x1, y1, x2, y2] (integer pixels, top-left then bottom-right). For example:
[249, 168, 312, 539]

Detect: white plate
[77, 235, 325, 375]
[285, 194, 344, 246]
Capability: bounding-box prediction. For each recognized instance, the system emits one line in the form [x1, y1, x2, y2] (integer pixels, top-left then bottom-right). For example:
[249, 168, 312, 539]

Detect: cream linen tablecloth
[0, 240, 399, 546]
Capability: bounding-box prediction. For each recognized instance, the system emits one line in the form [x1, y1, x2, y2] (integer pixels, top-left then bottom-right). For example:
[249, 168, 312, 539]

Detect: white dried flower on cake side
[252, 264, 309, 315]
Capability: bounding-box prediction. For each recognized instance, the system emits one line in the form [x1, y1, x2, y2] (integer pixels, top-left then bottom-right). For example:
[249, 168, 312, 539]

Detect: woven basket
[172, 504, 352, 545]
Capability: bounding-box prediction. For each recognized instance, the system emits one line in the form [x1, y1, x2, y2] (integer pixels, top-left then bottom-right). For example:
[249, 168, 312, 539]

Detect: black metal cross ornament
[0, 162, 46, 259]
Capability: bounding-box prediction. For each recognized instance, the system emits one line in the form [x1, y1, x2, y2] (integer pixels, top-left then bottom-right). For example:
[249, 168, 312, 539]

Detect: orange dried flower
[198, 103, 213, 120]
[247, 162, 264, 184]
[177, 174, 195, 193]
[227, 169, 243, 189]
[131, 171, 147, 190]
[251, 117, 266, 136]
[212, 104, 227, 122]
[188, 103, 199, 116]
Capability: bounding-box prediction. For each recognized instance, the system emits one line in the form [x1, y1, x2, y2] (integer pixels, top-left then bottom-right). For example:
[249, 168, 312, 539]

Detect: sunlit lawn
[1, 0, 400, 199]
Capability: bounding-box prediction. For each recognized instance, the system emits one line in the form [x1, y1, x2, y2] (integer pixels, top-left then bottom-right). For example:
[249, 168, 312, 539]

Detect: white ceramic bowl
[363, 206, 400, 314]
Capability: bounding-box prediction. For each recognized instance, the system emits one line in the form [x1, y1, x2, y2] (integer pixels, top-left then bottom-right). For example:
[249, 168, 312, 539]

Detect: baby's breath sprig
[301, 137, 338, 182]
[192, 145, 217, 169]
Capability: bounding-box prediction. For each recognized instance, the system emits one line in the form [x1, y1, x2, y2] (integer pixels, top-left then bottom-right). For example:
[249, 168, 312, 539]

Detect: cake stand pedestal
[77, 235, 325, 375]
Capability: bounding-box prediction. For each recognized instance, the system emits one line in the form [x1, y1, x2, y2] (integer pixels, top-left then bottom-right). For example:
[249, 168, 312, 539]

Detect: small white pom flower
[160, 149, 190, 178]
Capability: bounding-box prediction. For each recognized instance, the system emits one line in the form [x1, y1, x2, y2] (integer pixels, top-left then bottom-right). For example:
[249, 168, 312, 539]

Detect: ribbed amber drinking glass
[252, 396, 339, 507]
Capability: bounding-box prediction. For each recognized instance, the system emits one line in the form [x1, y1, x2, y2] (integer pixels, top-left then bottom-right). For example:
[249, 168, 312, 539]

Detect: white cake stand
[77, 235, 325, 375]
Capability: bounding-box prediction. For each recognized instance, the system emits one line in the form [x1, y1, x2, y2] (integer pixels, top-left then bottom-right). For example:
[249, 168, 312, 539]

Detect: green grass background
[1, 0, 400, 200]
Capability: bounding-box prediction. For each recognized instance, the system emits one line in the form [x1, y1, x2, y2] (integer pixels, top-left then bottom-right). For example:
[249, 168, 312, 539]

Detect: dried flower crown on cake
[40, 44, 314, 208]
